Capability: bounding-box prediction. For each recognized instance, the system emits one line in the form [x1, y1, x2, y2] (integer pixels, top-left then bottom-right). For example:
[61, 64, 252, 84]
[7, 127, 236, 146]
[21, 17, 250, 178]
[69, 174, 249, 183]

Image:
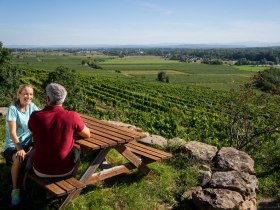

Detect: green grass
[233, 65, 270, 72]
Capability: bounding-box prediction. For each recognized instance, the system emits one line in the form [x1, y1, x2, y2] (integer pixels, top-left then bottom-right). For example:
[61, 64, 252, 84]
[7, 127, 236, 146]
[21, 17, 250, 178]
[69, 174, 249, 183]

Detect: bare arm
[8, 121, 22, 150]
[78, 125, 91, 138]
[8, 121, 26, 162]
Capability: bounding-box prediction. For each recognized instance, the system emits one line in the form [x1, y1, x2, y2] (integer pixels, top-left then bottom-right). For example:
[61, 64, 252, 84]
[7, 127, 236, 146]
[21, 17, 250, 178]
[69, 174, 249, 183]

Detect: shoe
[11, 189, 21, 206]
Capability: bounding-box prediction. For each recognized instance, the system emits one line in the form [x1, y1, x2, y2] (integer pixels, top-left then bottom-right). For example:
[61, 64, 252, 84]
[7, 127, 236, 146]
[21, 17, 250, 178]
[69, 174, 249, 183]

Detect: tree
[0, 41, 21, 106]
[252, 67, 280, 94]
[44, 66, 83, 111]
[157, 71, 169, 83]
[222, 84, 280, 153]
[0, 41, 11, 65]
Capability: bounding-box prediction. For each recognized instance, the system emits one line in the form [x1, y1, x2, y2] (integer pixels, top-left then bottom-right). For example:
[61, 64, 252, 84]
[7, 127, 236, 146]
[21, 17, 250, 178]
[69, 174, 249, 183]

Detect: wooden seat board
[125, 147, 162, 161]
[65, 177, 85, 189]
[28, 173, 66, 196]
[128, 141, 172, 157]
[49, 178, 76, 193]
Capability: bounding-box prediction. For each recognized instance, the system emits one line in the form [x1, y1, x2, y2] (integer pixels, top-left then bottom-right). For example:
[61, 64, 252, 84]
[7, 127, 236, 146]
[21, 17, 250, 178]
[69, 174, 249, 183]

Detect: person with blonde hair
[3, 84, 40, 206]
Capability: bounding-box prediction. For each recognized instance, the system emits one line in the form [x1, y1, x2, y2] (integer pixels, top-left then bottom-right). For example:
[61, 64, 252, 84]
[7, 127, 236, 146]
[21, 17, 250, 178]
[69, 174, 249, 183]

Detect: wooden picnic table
[27, 114, 172, 209]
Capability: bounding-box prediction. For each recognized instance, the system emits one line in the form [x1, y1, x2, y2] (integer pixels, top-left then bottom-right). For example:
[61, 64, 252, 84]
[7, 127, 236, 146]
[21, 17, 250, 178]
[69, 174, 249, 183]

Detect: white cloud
[132, 1, 173, 16]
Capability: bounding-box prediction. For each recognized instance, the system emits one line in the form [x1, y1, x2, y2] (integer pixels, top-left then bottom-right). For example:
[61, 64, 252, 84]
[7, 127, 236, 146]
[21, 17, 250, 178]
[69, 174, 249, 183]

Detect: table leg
[59, 147, 111, 209]
[115, 145, 153, 176]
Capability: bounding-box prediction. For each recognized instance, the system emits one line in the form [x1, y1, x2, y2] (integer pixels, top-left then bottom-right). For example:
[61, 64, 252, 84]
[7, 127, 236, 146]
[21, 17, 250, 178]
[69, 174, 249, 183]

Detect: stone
[240, 199, 257, 210]
[214, 147, 255, 174]
[183, 141, 218, 164]
[138, 134, 168, 147]
[198, 170, 212, 186]
[0, 107, 8, 117]
[182, 186, 203, 200]
[192, 188, 244, 210]
[168, 137, 186, 147]
[209, 171, 258, 199]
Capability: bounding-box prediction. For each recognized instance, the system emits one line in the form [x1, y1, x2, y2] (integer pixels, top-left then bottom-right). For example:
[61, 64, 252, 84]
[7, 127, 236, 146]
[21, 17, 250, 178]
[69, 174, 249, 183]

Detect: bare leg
[11, 154, 23, 189]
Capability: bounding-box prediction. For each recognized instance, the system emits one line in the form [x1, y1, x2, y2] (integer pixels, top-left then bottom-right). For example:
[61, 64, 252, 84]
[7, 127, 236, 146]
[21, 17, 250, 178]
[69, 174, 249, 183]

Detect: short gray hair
[46, 83, 67, 105]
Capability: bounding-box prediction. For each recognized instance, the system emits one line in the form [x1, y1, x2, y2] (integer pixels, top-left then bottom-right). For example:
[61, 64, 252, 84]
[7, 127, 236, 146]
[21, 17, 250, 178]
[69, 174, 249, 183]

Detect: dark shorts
[3, 146, 32, 164]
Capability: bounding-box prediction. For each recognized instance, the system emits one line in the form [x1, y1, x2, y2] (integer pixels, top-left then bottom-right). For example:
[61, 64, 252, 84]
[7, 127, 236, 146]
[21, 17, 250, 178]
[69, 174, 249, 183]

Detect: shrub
[253, 67, 280, 94]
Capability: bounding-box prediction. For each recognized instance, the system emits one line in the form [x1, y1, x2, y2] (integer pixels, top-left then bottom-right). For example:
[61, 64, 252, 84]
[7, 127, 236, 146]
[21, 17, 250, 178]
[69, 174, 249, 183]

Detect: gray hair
[46, 83, 67, 105]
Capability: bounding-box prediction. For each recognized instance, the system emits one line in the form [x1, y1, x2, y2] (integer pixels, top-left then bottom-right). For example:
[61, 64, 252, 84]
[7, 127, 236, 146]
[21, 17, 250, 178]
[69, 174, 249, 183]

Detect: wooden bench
[26, 171, 85, 198]
[2, 150, 85, 209]
[125, 140, 172, 164]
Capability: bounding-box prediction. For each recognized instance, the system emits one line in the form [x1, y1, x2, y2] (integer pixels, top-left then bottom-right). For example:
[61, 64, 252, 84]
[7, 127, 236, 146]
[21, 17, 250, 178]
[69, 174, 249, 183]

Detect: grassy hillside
[0, 52, 279, 209]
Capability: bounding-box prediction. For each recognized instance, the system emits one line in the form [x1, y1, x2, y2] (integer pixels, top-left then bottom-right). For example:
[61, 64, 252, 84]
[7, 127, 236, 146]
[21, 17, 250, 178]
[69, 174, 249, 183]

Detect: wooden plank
[91, 125, 134, 142]
[85, 163, 136, 185]
[28, 173, 66, 196]
[115, 145, 153, 176]
[65, 177, 85, 189]
[79, 147, 111, 183]
[128, 141, 172, 158]
[91, 133, 118, 146]
[75, 139, 100, 150]
[83, 118, 141, 139]
[126, 144, 167, 159]
[50, 178, 76, 193]
[80, 114, 146, 139]
[126, 147, 161, 161]
[84, 137, 110, 148]
[63, 148, 111, 204]
[92, 129, 126, 143]
[57, 178, 85, 210]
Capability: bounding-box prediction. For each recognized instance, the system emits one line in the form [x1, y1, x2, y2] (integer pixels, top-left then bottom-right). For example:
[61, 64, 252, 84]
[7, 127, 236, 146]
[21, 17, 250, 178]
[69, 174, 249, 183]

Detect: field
[1, 52, 279, 209]
[11, 53, 258, 90]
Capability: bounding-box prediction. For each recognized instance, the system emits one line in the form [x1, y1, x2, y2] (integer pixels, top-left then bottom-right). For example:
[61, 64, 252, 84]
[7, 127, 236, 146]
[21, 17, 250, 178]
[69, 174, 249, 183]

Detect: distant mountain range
[5, 41, 280, 49]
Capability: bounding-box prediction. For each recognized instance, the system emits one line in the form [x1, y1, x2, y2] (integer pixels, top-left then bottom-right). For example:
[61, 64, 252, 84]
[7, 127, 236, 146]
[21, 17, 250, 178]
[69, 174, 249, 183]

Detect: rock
[138, 134, 168, 147]
[0, 107, 8, 117]
[192, 188, 244, 210]
[186, 142, 258, 210]
[209, 171, 258, 199]
[183, 141, 218, 164]
[199, 164, 212, 171]
[168, 137, 186, 147]
[198, 170, 212, 186]
[240, 199, 257, 210]
[107, 121, 143, 132]
[214, 147, 255, 174]
[182, 186, 203, 200]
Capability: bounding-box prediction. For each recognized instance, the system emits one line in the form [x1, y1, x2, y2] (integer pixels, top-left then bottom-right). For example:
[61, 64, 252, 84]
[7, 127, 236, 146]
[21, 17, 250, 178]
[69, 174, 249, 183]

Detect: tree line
[9, 44, 280, 65]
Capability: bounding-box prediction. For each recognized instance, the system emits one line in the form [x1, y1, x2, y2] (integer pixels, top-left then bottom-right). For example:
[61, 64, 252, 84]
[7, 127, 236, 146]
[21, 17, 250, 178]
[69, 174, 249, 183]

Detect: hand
[15, 149, 26, 162]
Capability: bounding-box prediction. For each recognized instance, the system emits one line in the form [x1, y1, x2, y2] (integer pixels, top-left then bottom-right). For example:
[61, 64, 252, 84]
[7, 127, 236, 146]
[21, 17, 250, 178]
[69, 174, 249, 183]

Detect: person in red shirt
[28, 83, 90, 177]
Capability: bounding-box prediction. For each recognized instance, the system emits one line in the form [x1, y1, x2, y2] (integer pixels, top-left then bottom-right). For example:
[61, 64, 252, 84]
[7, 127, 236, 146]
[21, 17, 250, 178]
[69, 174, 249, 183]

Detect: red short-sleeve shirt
[28, 105, 85, 175]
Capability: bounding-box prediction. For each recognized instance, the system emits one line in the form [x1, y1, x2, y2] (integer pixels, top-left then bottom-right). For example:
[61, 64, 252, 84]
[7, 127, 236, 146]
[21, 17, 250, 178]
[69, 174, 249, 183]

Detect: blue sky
[1, 0, 280, 46]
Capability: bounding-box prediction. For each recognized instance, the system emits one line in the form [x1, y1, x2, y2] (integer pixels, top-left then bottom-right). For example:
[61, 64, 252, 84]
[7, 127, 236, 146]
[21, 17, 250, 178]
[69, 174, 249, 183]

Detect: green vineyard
[19, 67, 229, 145]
